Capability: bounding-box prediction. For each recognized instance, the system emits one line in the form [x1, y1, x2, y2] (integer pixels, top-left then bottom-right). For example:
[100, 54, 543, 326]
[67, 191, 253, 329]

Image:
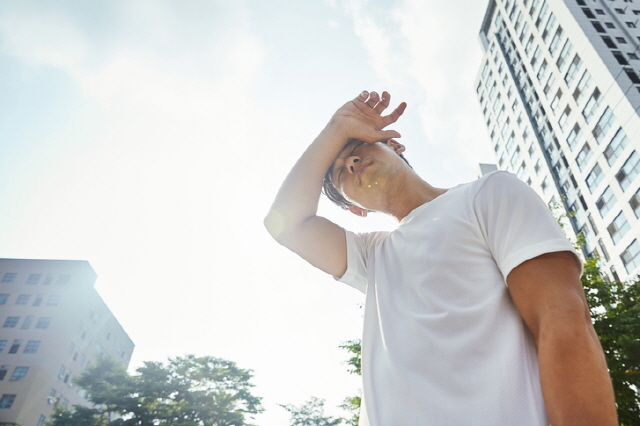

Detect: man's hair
[321, 139, 411, 210]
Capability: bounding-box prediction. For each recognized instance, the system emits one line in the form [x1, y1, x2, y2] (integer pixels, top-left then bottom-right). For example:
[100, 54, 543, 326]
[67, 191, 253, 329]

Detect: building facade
[0, 259, 134, 426]
[475, 0, 640, 281]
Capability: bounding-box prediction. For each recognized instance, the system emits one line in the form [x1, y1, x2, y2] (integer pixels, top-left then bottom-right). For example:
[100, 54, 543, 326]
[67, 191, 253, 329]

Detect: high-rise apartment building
[475, 0, 640, 281]
[0, 258, 134, 426]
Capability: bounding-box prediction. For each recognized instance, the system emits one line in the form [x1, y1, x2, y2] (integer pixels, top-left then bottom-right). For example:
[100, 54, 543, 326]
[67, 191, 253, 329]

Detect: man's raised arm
[264, 90, 406, 277]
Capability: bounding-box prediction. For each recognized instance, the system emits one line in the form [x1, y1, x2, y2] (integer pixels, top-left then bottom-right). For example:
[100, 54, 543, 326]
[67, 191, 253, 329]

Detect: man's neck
[382, 173, 448, 221]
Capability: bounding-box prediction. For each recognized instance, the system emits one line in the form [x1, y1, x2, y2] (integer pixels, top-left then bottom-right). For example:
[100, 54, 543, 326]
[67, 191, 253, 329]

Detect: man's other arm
[264, 91, 405, 277]
[507, 251, 618, 426]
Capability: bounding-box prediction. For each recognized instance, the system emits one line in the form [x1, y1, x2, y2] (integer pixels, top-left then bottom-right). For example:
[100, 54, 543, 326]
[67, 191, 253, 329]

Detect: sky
[0, 0, 496, 424]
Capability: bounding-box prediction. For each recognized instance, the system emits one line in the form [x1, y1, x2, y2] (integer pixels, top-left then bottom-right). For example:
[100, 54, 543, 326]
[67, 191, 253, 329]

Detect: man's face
[329, 140, 406, 211]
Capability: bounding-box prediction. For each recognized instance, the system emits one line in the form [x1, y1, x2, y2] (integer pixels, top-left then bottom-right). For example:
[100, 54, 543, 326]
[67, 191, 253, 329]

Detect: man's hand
[327, 90, 407, 144]
[265, 90, 406, 277]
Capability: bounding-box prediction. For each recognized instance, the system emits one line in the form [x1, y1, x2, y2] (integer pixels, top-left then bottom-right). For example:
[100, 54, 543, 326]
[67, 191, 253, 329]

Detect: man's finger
[356, 90, 369, 102]
[374, 91, 391, 114]
[382, 102, 407, 127]
[366, 91, 380, 108]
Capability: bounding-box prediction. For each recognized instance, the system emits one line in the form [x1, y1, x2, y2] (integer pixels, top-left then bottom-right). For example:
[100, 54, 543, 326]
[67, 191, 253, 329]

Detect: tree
[48, 406, 107, 426]
[51, 354, 262, 426]
[337, 340, 361, 426]
[582, 257, 640, 425]
[281, 397, 342, 426]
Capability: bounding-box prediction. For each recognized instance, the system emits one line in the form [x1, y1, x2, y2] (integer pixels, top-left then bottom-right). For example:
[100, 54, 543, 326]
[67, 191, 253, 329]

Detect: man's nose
[345, 156, 361, 174]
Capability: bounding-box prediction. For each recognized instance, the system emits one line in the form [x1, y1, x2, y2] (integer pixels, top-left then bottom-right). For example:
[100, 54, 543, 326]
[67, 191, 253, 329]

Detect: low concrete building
[0, 258, 134, 426]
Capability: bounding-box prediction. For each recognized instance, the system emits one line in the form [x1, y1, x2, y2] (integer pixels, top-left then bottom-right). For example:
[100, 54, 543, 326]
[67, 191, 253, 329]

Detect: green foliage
[337, 341, 361, 377]
[337, 340, 361, 426]
[582, 257, 640, 425]
[281, 397, 342, 426]
[53, 354, 262, 426]
[48, 406, 107, 426]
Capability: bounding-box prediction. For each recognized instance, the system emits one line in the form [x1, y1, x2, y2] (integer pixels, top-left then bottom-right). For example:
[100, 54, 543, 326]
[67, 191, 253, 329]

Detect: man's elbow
[264, 209, 293, 245]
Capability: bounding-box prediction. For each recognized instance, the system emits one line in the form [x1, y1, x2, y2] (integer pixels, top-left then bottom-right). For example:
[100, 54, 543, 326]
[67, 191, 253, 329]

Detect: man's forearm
[538, 321, 618, 426]
[264, 122, 345, 241]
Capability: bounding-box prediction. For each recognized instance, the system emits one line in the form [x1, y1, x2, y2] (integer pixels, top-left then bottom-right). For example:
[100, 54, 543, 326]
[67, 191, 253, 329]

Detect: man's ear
[388, 139, 406, 155]
[348, 205, 368, 218]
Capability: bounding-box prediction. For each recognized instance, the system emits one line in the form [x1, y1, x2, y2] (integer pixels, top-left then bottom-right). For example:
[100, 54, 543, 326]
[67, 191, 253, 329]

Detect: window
[573, 71, 591, 105]
[592, 21, 607, 33]
[8, 340, 21, 354]
[537, 60, 549, 81]
[557, 40, 574, 71]
[9, 367, 28, 381]
[3, 317, 19, 328]
[627, 21, 638, 28]
[0, 394, 16, 409]
[565, 55, 582, 86]
[21, 316, 33, 330]
[0, 366, 7, 380]
[613, 51, 630, 65]
[602, 35, 617, 48]
[531, 46, 542, 67]
[567, 123, 580, 151]
[544, 72, 557, 96]
[534, 159, 542, 175]
[0, 294, 8, 305]
[606, 22, 616, 29]
[24, 340, 41, 354]
[46, 295, 62, 306]
[26, 274, 41, 285]
[624, 67, 640, 83]
[510, 146, 522, 169]
[56, 274, 71, 285]
[35, 317, 52, 329]
[616, 151, 640, 190]
[631, 189, 640, 217]
[1, 273, 16, 283]
[551, 88, 563, 110]
[617, 37, 628, 43]
[576, 143, 593, 171]
[0, 341, 7, 353]
[541, 13, 556, 41]
[616, 8, 627, 14]
[505, 132, 516, 154]
[559, 106, 572, 131]
[593, 108, 615, 143]
[587, 163, 604, 193]
[37, 415, 46, 426]
[33, 294, 43, 306]
[15, 294, 30, 305]
[582, 88, 602, 122]
[549, 26, 564, 55]
[621, 239, 640, 273]
[58, 365, 66, 379]
[583, 8, 596, 19]
[604, 128, 629, 165]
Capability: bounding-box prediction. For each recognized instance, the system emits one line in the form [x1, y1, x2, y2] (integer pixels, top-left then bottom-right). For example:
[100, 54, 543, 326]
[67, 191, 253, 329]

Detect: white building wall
[475, 0, 640, 281]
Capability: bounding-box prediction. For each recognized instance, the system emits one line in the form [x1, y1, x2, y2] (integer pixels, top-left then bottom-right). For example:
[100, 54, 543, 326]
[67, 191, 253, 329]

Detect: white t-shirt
[339, 171, 578, 426]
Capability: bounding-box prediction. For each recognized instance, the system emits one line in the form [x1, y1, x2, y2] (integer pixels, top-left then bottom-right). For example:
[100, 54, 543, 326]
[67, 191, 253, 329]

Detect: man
[264, 90, 617, 425]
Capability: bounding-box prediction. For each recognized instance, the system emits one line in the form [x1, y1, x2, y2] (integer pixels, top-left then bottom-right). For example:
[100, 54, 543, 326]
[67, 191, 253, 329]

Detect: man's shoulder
[473, 170, 526, 198]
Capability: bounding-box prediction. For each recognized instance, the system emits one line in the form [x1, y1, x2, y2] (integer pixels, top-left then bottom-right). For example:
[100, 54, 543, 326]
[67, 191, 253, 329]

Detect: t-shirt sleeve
[336, 229, 389, 294]
[474, 171, 582, 282]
